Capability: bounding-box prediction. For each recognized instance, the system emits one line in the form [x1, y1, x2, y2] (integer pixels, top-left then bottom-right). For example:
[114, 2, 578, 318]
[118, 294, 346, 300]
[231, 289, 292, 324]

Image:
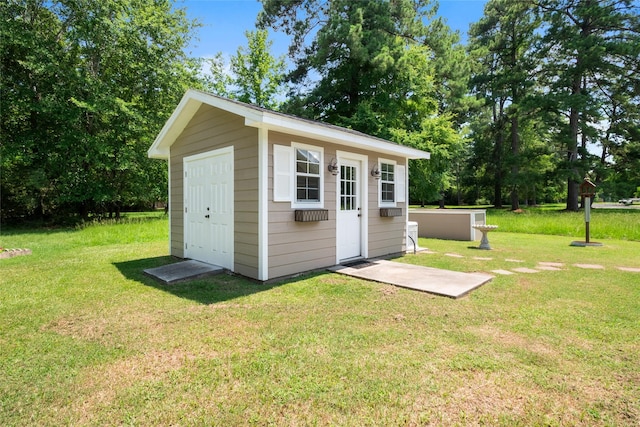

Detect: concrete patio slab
[570, 240, 603, 247]
[144, 260, 224, 284]
[329, 260, 493, 299]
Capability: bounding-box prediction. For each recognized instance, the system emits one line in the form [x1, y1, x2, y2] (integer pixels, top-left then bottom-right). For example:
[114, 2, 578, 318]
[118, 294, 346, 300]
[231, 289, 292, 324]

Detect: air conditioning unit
[407, 221, 418, 253]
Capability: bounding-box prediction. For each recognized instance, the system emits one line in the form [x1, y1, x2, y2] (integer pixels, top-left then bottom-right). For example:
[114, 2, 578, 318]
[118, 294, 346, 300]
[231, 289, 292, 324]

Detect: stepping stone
[473, 257, 493, 261]
[617, 266, 640, 273]
[538, 262, 564, 267]
[144, 260, 224, 284]
[492, 269, 515, 275]
[445, 253, 464, 258]
[574, 263, 605, 270]
[512, 267, 540, 273]
[505, 258, 524, 263]
[536, 265, 562, 271]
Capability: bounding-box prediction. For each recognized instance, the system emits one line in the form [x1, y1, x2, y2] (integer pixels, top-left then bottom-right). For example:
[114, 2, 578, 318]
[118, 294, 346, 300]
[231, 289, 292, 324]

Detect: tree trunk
[493, 104, 504, 208]
[509, 33, 520, 212]
[510, 115, 520, 210]
[493, 131, 504, 208]
[532, 186, 537, 206]
[456, 161, 462, 205]
[566, 72, 581, 212]
[566, 20, 591, 212]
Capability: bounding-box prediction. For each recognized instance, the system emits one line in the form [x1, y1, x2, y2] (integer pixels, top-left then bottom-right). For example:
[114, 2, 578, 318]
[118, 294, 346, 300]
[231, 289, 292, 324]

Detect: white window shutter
[273, 144, 293, 202]
[396, 164, 406, 203]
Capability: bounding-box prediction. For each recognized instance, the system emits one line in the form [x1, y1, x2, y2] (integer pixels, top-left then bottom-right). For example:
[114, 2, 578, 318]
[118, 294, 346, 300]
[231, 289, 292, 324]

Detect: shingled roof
[148, 89, 430, 160]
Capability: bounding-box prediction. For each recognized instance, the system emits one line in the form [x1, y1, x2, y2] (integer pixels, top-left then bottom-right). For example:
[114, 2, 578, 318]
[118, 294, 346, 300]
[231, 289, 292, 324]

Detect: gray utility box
[408, 209, 486, 241]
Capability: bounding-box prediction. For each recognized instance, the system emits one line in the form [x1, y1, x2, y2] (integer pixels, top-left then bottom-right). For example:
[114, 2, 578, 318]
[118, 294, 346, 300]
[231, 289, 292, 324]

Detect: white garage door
[183, 147, 234, 270]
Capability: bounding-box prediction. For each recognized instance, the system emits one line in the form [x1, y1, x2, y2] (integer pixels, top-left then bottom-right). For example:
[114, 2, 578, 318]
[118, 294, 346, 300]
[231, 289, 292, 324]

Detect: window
[295, 147, 322, 204]
[340, 164, 357, 211]
[380, 162, 395, 204]
[378, 159, 405, 207]
[272, 143, 324, 207]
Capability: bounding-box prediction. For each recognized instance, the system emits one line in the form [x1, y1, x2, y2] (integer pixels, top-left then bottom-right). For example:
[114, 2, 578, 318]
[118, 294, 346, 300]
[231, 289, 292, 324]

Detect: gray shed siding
[267, 131, 406, 279]
[169, 104, 259, 278]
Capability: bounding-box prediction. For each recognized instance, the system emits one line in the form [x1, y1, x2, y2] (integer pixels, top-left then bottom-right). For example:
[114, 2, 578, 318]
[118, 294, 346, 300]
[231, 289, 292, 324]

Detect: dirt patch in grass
[43, 310, 166, 347]
[0, 248, 32, 259]
[407, 368, 636, 426]
[45, 315, 112, 342]
[68, 349, 214, 424]
[437, 325, 639, 425]
[188, 302, 255, 311]
[379, 284, 398, 296]
[469, 324, 558, 358]
[425, 371, 530, 424]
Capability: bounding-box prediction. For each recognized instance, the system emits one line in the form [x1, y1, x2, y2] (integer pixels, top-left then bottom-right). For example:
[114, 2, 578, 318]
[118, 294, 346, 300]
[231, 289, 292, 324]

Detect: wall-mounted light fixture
[371, 164, 381, 179]
[328, 158, 339, 176]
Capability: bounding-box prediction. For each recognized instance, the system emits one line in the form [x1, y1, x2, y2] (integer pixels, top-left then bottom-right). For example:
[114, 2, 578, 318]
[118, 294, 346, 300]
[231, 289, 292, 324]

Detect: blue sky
[181, 0, 488, 59]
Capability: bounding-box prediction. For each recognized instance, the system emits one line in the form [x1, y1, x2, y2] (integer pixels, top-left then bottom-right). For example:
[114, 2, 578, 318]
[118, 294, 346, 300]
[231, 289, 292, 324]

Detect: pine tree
[469, 0, 540, 209]
[536, 0, 640, 211]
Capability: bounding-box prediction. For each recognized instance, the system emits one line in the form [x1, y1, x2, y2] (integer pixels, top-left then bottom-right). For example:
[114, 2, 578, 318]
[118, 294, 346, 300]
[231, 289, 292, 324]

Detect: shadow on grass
[113, 256, 288, 305]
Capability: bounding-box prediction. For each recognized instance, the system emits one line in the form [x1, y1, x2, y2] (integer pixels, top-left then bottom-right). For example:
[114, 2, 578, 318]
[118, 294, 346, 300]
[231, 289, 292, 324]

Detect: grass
[1, 212, 639, 426]
[487, 205, 640, 241]
[413, 204, 640, 241]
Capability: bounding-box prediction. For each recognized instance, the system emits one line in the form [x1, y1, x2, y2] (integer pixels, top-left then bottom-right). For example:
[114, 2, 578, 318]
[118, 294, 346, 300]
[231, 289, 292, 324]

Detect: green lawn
[1, 212, 639, 426]
[487, 205, 640, 241]
[413, 203, 640, 241]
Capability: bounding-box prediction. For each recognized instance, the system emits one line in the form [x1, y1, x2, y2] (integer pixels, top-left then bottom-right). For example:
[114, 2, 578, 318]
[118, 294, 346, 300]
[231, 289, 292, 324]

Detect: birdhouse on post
[579, 178, 596, 198]
[571, 177, 602, 247]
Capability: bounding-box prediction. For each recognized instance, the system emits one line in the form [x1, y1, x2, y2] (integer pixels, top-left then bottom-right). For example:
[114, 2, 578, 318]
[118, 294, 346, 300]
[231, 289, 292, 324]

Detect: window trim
[378, 158, 397, 208]
[292, 142, 324, 208]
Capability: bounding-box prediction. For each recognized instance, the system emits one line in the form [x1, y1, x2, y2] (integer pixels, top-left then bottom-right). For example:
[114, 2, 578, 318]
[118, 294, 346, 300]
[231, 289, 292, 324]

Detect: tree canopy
[2, 0, 639, 223]
[464, 0, 640, 209]
[205, 29, 286, 110]
[1, 0, 201, 221]
[258, 0, 465, 202]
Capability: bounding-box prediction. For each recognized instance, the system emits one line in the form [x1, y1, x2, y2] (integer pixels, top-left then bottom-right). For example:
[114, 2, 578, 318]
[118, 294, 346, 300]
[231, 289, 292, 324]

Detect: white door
[337, 158, 362, 261]
[184, 147, 234, 270]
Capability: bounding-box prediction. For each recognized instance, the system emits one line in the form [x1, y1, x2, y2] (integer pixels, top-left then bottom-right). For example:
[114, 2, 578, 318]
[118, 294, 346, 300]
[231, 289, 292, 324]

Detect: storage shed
[148, 89, 430, 281]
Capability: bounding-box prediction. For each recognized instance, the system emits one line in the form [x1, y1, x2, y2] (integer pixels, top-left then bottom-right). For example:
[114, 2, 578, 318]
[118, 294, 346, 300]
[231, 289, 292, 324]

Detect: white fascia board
[148, 92, 202, 159]
[148, 89, 264, 159]
[248, 112, 430, 160]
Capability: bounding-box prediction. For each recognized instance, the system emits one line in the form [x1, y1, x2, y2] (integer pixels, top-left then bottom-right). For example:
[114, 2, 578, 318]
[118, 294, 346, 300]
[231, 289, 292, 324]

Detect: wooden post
[571, 177, 601, 247]
[584, 196, 590, 243]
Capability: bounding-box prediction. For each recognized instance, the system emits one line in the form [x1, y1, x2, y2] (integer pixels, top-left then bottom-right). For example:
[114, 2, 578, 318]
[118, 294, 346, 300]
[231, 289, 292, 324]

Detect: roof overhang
[148, 89, 431, 160]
